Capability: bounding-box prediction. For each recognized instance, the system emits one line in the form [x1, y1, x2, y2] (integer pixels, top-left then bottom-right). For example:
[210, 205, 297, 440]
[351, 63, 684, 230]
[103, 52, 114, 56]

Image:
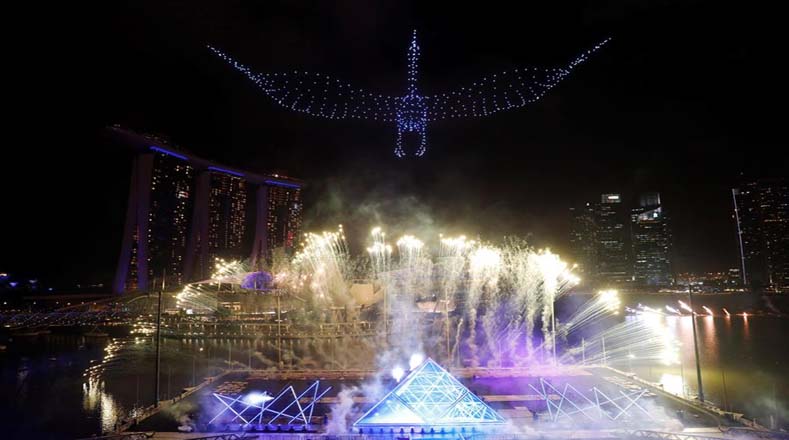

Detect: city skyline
[2, 1, 787, 289]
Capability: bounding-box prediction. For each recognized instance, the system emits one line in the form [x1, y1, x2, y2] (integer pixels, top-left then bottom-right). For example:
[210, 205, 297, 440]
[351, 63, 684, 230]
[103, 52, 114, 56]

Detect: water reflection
[3, 305, 785, 437]
[83, 378, 119, 433]
[742, 314, 750, 340]
[702, 316, 719, 363]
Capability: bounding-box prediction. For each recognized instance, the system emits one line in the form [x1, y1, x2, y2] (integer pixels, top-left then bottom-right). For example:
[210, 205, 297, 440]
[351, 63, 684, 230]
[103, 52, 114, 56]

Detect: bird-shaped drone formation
[209, 31, 609, 157]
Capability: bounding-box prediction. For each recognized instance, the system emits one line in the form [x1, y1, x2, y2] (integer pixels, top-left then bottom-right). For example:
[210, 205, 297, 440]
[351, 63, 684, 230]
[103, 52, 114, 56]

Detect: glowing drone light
[209, 31, 610, 157]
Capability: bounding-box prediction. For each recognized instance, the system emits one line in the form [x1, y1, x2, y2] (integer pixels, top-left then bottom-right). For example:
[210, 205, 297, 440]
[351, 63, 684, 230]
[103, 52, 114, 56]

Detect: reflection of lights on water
[659, 373, 685, 396]
[632, 311, 680, 366]
[83, 378, 119, 433]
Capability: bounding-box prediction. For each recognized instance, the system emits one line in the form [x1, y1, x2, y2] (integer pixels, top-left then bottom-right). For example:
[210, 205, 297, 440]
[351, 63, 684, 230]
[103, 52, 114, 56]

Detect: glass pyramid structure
[354, 358, 505, 428]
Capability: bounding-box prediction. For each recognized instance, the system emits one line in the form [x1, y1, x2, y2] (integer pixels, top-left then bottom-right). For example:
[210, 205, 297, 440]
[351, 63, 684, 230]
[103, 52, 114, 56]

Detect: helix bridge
[0, 293, 159, 331]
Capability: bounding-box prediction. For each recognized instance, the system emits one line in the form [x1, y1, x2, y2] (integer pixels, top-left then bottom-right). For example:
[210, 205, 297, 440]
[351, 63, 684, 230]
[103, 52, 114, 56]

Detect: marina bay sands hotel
[110, 126, 303, 294]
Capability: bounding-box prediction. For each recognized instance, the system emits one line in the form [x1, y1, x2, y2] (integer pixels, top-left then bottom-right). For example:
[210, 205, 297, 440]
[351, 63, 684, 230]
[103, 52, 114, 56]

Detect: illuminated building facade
[266, 181, 303, 252]
[630, 192, 672, 286]
[146, 151, 194, 288]
[569, 202, 597, 277]
[732, 178, 789, 292]
[112, 127, 304, 293]
[208, 171, 248, 261]
[594, 194, 631, 285]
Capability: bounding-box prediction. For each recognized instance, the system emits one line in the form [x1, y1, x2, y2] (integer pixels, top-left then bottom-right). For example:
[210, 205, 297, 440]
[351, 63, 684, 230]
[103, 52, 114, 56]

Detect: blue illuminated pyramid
[354, 358, 505, 428]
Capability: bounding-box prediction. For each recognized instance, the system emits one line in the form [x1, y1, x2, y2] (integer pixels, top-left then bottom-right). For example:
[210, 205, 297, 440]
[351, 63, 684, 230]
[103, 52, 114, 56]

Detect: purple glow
[208, 166, 244, 177]
[149, 146, 188, 160]
[241, 271, 273, 290]
[265, 179, 300, 189]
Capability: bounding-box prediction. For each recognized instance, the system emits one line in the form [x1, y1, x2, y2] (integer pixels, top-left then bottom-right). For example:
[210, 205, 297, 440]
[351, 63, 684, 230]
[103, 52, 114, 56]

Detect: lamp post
[154, 270, 165, 407]
[601, 335, 607, 367]
[551, 300, 557, 366]
[192, 347, 203, 387]
[687, 283, 705, 403]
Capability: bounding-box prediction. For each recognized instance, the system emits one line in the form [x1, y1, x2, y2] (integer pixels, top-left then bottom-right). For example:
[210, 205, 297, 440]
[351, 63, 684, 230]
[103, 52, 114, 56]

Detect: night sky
[4, 1, 786, 288]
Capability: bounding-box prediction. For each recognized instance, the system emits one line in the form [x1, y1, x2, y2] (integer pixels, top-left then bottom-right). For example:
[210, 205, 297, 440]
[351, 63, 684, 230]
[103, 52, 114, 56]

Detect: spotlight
[391, 366, 405, 382]
[409, 353, 424, 369]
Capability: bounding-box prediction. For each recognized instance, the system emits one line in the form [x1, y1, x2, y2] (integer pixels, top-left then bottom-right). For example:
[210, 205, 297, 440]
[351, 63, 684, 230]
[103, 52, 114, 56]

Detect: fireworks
[292, 226, 351, 302]
[170, 223, 721, 371]
[396, 235, 425, 267]
[367, 227, 392, 276]
[598, 289, 621, 313]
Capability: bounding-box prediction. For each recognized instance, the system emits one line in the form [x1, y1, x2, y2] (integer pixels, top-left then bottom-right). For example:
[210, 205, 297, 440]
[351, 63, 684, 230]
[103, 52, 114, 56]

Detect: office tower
[732, 178, 789, 292]
[630, 192, 672, 286]
[569, 202, 597, 277]
[595, 194, 631, 285]
[208, 170, 248, 260]
[266, 181, 303, 253]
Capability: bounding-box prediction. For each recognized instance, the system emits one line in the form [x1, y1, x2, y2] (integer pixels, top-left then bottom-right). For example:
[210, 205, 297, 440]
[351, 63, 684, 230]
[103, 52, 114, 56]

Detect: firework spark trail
[395, 235, 430, 303]
[533, 249, 579, 359]
[467, 245, 502, 367]
[293, 226, 353, 304]
[576, 310, 681, 366]
[366, 227, 392, 277]
[175, 258, 249, 312]
[501, 242, 541, 361]
[559, 289, 621, 337]
[438, 235, 473, 360]
[170, 224, 597, 370]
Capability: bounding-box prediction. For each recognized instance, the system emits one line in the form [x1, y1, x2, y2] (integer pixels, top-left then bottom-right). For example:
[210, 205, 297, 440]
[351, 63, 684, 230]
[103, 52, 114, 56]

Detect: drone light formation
[209, 31, 610, 157]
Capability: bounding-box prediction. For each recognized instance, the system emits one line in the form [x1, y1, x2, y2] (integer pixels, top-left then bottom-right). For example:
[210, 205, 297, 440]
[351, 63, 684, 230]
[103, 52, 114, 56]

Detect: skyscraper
[266, 181, 303, 252]
[112, 127, 304, 293]
[594, 194, 631, 285]
[208, 170, 248, 260]
[732, 178, 789, 292]
[630, 192, 672, 286]
[569, 202, 597, 278]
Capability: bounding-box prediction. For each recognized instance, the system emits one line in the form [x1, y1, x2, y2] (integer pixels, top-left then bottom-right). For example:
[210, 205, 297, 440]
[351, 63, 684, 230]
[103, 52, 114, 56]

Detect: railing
[627, 429, 789, 440]
[75, 432, 154, 440]
[188, 434, 250, 440]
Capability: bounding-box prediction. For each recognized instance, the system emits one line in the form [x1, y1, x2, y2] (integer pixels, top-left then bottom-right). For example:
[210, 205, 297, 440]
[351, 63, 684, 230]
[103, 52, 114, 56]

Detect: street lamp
[192, 347, 203, 387]
[687, 286, 705, 402]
